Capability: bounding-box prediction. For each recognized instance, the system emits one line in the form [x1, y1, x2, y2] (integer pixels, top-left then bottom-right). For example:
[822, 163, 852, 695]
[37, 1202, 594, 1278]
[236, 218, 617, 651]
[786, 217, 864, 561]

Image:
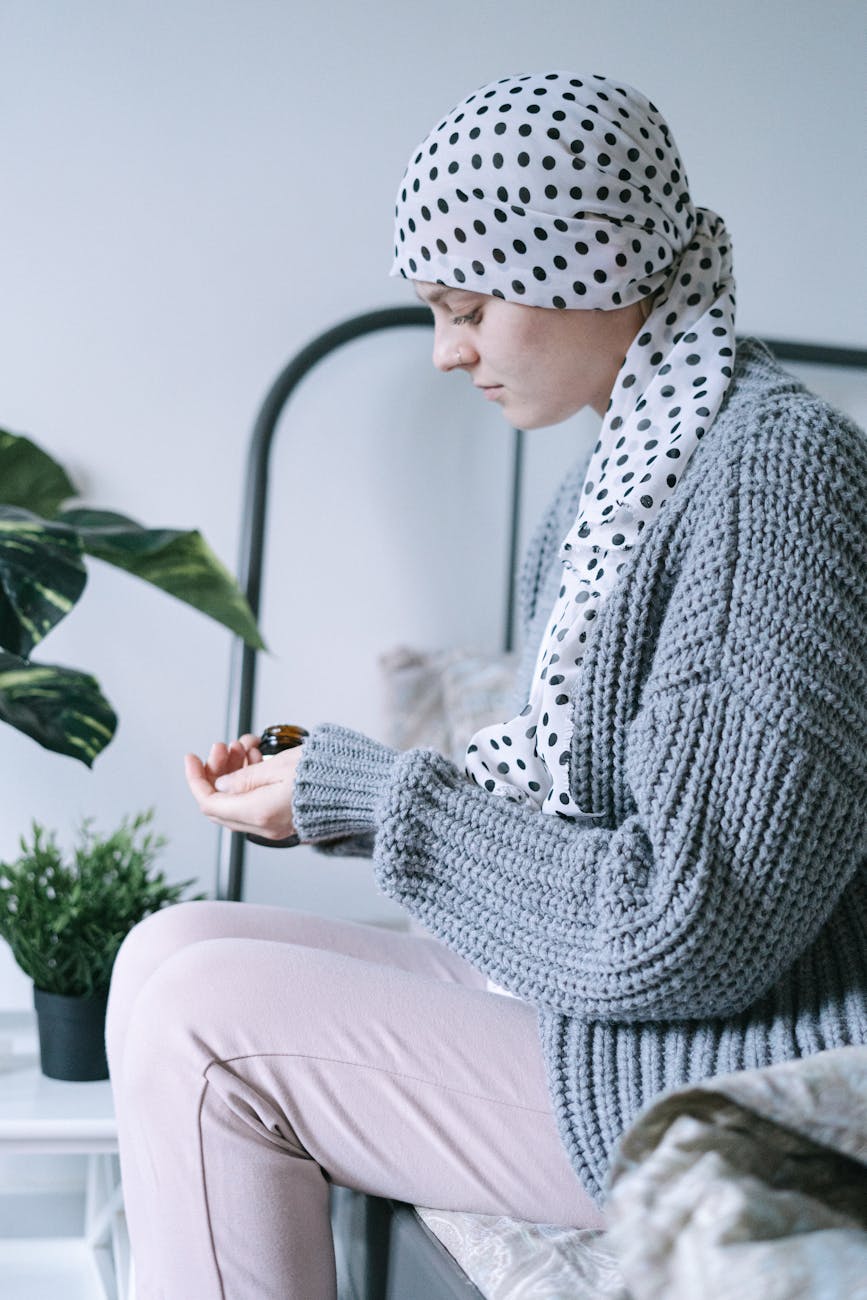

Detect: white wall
[0, 0, 864, 1007]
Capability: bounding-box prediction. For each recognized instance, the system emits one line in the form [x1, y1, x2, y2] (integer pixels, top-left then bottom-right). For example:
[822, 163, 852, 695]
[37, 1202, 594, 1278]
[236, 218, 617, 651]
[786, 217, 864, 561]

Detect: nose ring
[456, 347, 464, 365]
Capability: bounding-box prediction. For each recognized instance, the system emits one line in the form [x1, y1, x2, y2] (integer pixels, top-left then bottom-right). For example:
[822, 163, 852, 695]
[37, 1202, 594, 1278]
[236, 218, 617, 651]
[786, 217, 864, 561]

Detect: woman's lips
[477, 384, 504, 400]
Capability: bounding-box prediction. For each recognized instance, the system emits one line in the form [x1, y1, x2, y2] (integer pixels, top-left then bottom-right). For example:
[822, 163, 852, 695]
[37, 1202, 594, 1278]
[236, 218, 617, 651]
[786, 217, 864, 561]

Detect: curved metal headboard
[216, 309, 867, 900]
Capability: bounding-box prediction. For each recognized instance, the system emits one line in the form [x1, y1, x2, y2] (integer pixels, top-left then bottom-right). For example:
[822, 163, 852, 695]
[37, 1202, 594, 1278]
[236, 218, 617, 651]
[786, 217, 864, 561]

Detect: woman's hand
[184, 737, 302, 842]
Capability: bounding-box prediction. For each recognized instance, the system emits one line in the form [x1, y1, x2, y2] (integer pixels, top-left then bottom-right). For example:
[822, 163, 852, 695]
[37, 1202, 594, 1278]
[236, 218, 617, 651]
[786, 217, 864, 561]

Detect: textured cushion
[378, 645, 518, 767]
[414, 1209, 625, 1299]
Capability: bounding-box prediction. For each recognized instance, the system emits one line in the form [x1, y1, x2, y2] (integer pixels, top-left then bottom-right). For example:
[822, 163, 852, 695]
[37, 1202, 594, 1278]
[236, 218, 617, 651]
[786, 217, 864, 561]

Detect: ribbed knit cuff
[291, 723, 399, 844]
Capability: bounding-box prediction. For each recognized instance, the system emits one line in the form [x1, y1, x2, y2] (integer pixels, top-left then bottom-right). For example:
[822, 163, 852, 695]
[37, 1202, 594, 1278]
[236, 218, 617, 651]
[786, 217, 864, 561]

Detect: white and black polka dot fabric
[392, 71, 737, 817]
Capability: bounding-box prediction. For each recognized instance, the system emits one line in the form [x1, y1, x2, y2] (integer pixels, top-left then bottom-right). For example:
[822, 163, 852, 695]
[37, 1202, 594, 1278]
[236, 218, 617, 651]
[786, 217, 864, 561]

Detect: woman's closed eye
[452, 308, 481, 326]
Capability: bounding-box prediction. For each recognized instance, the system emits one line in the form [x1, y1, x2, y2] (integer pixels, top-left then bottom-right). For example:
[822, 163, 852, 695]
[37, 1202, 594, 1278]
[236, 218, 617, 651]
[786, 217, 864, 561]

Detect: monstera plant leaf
[0, 507, 87, 658]
[0, 429, 77, 518]
[0, 651, 117, 766]
[58, 508, 264, 649]
[0, 427, 264, 764]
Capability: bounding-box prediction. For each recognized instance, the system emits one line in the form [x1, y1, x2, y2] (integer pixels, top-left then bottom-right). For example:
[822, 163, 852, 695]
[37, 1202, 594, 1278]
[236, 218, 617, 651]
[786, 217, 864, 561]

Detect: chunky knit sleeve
[293, 686, 865, 1023]
[293, 375, 867, 1025]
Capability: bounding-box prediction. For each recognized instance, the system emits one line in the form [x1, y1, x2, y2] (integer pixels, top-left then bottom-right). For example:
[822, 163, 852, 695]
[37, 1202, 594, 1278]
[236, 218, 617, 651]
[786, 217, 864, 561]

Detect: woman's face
[414, 282, 645, 430]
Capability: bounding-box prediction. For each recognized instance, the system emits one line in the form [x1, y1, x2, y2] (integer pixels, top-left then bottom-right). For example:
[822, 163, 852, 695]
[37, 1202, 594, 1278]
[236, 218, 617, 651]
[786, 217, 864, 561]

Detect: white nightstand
[0, 1011, 132, 1300]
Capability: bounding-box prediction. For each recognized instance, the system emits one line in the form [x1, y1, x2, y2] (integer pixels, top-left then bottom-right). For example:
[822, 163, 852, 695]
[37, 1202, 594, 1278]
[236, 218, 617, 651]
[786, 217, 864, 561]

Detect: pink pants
[106, 900, 602, 1298]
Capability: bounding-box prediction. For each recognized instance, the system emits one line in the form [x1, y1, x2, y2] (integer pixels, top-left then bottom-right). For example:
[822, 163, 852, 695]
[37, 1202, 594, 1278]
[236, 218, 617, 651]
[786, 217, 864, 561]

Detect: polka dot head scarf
[391, 72, 737, 817]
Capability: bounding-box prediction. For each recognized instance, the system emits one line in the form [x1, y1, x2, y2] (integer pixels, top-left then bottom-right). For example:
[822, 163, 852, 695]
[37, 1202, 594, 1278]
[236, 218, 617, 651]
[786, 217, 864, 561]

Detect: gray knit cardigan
[292, 340, 867, 1204]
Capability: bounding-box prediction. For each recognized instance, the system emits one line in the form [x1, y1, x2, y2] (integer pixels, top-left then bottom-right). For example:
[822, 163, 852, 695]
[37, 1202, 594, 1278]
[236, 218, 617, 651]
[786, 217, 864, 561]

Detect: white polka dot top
[391, 72, 737, 819]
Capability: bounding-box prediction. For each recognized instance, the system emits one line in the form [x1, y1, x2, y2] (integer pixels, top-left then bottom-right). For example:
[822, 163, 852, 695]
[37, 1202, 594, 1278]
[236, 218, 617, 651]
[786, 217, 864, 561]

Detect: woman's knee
[106, 900, 233, 1074]
[117, 937, 260, 1106]
[121, 936, 206, 1043]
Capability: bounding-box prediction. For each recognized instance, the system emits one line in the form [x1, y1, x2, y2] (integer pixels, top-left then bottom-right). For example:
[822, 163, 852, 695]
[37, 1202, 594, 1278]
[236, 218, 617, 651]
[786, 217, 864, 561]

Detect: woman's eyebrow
[416, 285, 478, 307]
[415, 286, 448, 305]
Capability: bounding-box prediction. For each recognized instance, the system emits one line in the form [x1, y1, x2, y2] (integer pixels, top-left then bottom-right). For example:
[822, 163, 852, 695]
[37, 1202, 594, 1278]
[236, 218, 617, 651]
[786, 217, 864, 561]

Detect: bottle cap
[259, 724, 309, 757]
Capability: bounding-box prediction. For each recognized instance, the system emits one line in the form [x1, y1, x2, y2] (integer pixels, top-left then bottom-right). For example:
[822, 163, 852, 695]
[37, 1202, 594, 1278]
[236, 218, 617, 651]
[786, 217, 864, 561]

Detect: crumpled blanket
[417, 1046, 867, 1300]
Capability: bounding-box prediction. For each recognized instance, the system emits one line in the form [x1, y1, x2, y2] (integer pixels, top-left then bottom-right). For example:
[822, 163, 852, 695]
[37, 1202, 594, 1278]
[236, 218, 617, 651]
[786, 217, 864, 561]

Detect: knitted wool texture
[292, 342, 867, 1203]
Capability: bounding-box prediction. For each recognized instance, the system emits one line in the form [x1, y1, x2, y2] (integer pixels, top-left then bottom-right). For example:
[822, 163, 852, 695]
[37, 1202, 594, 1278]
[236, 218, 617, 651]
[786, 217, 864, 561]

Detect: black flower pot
[33, 986, 109, 1081]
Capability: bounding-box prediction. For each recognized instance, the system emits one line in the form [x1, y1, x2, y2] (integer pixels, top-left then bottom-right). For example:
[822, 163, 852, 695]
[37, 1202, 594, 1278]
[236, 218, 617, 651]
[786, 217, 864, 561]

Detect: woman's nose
[432, 329, 477, 373]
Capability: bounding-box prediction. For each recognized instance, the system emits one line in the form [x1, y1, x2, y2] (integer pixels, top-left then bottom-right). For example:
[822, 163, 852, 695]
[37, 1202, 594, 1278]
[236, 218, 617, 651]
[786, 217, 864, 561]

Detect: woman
[106, 72, 867, 1298]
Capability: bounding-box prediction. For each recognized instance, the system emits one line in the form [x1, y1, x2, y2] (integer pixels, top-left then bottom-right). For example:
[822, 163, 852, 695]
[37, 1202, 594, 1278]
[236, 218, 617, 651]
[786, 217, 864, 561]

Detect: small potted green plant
[0, 811, 200, 1081]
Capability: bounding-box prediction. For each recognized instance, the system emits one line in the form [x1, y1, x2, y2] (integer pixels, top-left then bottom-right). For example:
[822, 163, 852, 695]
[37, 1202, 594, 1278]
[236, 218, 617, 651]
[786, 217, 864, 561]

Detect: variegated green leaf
[0, 651, 117, 766]
[58, 507, 265, 649]
[0, 507, 86, 658]
[0, 428, 77, 518]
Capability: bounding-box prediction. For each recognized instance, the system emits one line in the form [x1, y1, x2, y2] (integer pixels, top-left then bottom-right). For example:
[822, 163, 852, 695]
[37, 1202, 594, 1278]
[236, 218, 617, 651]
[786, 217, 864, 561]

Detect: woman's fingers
[185, 752, 216, 800]
[214, 756, 282, 794]
[239, 733, 263, 762]
[204, 740, 231, 783]
[200, 736, 263, 784]
[183, 748, 299, 840]
[216, 737, 263, 772]
[202, 784, 295, 837]
[226, 739, 251, 772]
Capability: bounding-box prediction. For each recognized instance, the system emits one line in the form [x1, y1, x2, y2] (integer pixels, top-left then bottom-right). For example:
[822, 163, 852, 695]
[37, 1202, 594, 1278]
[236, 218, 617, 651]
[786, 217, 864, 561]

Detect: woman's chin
[489, 395, 568, 431]
[508, 407, 558, 431]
